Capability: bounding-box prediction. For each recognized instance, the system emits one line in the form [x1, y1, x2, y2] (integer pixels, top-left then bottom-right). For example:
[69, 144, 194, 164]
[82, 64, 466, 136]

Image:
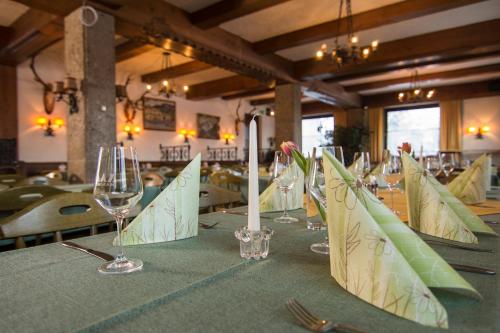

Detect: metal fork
[286, 298, 367, 333]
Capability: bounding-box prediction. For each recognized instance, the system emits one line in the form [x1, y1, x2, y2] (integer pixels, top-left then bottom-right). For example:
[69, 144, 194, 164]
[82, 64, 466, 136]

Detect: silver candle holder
[235, 226, 273, 260]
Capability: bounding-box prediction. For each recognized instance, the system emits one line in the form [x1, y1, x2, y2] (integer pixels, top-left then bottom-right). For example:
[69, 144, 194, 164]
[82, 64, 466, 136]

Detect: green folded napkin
[259, 162, 304, 213]
[448, 154, 491, 204]
[114, 154, 201, 246]
[402, 152, 496, 243]
[323, 151, 479, 328]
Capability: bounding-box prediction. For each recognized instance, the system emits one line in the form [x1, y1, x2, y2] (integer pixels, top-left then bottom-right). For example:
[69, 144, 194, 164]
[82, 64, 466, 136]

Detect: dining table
[0, 201, 499, 332]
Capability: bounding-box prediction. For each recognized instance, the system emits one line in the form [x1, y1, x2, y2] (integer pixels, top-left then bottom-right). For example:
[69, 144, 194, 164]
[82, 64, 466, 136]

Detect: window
[302, 115, 334, 157]
[385, 105, 440, 155]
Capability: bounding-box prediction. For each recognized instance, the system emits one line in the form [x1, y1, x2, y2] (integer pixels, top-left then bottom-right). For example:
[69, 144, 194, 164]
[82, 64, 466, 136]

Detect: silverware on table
[485, 220, 499, 225]
[424, 239, 493, 253]
[199, 222, 219, 229]
[220, 210, 273, 220]
[60, 241, 114, 261]
[448, 263, 496, 275]
[286, 298, 367, 333]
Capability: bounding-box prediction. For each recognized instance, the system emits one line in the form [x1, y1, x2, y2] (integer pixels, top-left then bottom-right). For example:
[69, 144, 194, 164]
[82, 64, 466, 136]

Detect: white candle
[247, 117, 260, 231]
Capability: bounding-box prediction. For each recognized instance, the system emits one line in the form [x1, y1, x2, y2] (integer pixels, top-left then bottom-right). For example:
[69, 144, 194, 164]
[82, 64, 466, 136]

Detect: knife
[449, 263, 496, 275]
[424, 239, 493, 253]
[60, 241, 114, 261]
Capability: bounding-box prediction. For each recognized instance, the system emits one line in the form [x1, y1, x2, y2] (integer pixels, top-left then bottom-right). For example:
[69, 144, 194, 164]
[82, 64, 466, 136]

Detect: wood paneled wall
[0, 65, 17, 139]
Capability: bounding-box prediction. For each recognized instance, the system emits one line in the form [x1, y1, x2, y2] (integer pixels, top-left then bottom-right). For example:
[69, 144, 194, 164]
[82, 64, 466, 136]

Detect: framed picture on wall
[143, 98, 176, 131]
[197, 113, 220, 140]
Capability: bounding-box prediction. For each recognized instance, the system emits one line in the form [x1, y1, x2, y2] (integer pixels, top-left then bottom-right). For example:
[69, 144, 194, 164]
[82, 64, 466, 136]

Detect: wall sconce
[222, 133, 236, 145]
[124, 123, 141, 140]
[36, 116, 64, 136]
[178, 129, 196, 143]
[467, 125, 490, 139]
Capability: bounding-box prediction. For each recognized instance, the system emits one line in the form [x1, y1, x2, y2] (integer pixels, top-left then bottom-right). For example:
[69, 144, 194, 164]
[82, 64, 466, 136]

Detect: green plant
[330, 125, 369, 166]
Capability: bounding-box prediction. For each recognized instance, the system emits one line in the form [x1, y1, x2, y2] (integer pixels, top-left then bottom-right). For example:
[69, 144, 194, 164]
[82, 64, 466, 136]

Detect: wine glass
[440, 152, 457, 181]
[425, 155, 441, 177]
[93, 145, 144, 274]
[352, 152, 371, 180]
[308, 146, 344, 255]
[272, 151, 300, 223]
[381, 154, 403, 215]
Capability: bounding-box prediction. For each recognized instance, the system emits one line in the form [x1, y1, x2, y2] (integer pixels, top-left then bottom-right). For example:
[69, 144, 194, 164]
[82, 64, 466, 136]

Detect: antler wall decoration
[116, 75, 151, 140]
[233, 99, 244, 136]
[30, 54, 80, 115]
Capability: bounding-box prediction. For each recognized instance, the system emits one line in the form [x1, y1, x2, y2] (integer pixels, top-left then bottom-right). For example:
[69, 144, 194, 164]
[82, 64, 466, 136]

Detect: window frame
[384, 103, 439, 151]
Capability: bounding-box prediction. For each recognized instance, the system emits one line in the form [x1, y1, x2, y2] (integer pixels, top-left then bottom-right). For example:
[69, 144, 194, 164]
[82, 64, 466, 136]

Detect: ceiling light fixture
[153, 52, 188, 99]
[315, 0, 379, 66]
[397, 70, 436, 103]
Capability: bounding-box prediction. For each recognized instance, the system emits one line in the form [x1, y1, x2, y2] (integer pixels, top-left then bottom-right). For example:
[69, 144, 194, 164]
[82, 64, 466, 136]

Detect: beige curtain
[439, 100, 463, 151]
[368, 107, 384, 162]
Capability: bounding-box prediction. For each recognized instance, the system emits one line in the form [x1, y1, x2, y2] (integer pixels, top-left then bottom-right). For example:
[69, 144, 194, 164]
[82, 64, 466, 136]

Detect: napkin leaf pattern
[114, 154, 201, 246]
[402, 153, 496, 243]
[259, 162, 304, 213]
[448, 154, 490, 204]
[323, 151, 480, 328]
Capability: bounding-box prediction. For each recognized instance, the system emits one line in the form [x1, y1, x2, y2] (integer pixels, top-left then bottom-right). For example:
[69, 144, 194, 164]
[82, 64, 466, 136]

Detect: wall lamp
[467, 125, 490, 139]
[178, 129, 196, 143]
[124, 123, 141, 140]
[222, 133, 236, 145]
[36, 116, 64, 136]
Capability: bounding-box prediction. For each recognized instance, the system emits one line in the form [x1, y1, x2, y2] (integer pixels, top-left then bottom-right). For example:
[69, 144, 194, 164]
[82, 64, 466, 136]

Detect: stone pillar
[65, 9, 116, 182]
[274, 83, 302, 149]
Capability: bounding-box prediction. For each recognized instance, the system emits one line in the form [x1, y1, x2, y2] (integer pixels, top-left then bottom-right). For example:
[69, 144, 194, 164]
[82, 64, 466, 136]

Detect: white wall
[16, 45, 264, 163]
[17, 45, 68, 162]
[463, 96, 500, 153]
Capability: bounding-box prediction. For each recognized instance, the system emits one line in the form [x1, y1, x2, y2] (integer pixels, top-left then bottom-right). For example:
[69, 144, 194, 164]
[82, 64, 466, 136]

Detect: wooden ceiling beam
[302, 101, 342, 116]
[222, 88, 274, 100]
[250, 97, 275, 106]
[302, 80, 361, 108]
[13, 0, 295, 83]
[295, 19, 500, 82]
[141, 60, 212, 83]
[190, 0, 291, 29]
[186, 75, 269, 100]
[0, 26, 13, 45]
[362, 79, 500, 108]
[345, 63, 500, 92]
[115, 40, 156, 63]
[253, 0, 487, 55]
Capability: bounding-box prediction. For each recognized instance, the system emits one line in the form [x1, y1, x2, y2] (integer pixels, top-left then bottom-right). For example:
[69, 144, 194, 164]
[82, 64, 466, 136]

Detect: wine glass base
[274, 216, 299, 223]
[98, 258, 143, 274]
[310, 242, 329, 255]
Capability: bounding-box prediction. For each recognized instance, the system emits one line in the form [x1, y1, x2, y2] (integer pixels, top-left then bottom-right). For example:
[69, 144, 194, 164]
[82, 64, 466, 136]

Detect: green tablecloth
[0, 210, 499, 332]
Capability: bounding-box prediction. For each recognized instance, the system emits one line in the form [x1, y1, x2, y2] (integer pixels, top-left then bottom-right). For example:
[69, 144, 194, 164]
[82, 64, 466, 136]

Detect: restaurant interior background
[1, 0, 500, 331]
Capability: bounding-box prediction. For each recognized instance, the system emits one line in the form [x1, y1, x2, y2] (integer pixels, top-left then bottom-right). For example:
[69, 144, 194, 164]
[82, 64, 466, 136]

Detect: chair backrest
[0, 174, 25, 187]
[17, 176, 68, 186]
[0, 185, 68, 212]
[199, 183, 242, 210]
[142, 172, 165, 187]
[45, 170, 64, 180]
[209, 171, 242, 191]
[0, 192, 112, 238]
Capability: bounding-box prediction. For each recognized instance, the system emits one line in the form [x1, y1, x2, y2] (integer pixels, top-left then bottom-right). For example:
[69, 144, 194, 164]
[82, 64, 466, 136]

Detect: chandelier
[397, 70, 436, 103]
[315, 0, 379, 66]
[149, 52, 189, 99]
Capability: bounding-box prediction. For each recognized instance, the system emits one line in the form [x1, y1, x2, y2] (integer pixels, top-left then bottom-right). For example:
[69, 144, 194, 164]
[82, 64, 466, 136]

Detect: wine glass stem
[115, 216, 125, 262]
[390, 186, 394, 210]
[283, 189, 289, 217]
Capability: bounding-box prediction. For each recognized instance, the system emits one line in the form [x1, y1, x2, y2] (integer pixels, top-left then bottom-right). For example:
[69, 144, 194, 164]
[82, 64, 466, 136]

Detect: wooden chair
[209, 171, 242, 191]
[199, 183, 242, 213]
[0, 192, 113, 249]
[142, 172, 165, 187]
[17, 176, 68, 186]
[0, 174, 25, 187]
[200, 167, 211, 183]
[0, 185, 67, 216]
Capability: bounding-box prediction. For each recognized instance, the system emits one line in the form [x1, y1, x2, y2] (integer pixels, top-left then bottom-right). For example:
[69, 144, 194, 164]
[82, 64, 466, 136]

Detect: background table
[0, 209, 498, 332]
